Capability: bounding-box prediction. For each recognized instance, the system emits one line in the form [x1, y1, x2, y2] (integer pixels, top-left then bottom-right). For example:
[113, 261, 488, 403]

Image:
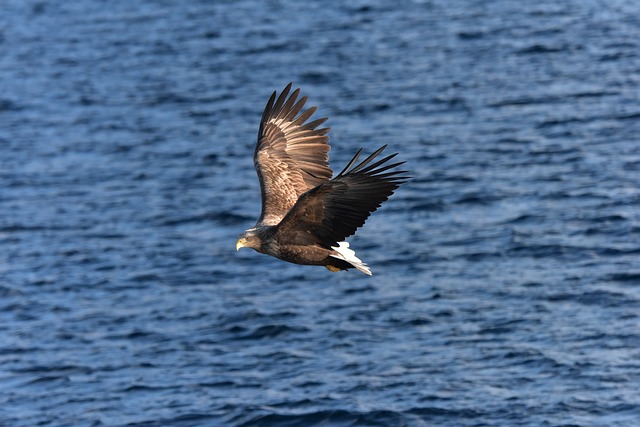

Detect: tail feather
[330, 241, 372, 275]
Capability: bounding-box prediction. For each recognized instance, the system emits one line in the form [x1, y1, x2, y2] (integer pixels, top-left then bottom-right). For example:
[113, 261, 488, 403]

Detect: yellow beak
[236, 238, 247, 251]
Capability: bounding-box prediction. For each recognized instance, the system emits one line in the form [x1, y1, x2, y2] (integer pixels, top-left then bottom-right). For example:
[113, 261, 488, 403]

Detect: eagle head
[236, 229, 261, 251]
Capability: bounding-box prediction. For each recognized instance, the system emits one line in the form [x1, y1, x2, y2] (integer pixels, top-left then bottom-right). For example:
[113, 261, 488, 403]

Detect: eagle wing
[254, 83, 333, 226]
[274, 145, 409, 248]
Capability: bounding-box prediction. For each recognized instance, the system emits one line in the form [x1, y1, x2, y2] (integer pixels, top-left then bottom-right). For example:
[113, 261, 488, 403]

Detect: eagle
[235, 83, 408, 275]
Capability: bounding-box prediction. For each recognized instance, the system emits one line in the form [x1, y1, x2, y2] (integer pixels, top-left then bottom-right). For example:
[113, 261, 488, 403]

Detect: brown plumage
[236, 83, 409, 275]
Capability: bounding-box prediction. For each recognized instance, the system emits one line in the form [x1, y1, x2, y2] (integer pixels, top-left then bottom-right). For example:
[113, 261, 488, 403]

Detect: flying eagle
[235, 83, 408, 275]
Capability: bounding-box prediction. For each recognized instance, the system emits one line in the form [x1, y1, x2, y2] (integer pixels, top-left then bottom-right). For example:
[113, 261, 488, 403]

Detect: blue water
[2, 0, 640, 426]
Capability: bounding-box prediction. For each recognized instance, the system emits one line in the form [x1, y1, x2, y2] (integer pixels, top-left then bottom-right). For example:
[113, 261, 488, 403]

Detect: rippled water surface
[2, 0, 640, 426]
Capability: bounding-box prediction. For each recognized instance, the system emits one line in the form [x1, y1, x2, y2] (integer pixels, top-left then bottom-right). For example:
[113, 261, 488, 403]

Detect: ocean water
[1, 0, 639, 426]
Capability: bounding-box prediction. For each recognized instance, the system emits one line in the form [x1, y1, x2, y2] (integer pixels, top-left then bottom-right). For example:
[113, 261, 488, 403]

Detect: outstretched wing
[254, 83, 333, 226]
[274, 145, 409, 248]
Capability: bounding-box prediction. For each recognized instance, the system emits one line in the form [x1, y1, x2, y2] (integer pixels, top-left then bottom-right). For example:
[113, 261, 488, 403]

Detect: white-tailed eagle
[236, 84, 408, 275]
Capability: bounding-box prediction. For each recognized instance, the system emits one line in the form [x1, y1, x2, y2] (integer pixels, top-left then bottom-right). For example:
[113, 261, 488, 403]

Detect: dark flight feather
[274, 146, 408, 249]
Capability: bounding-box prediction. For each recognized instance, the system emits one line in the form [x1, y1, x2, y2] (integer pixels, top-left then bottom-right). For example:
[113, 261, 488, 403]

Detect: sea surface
[1, 0, 639, 426]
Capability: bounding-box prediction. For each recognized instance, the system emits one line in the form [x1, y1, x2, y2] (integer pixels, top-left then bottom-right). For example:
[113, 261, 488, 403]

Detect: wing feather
[254, 83, 333, 226]
[275, 146, 409, 248]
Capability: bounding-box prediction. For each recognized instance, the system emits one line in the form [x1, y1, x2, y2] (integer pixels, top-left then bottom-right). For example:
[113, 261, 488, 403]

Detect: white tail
[330, 241, 372, 275]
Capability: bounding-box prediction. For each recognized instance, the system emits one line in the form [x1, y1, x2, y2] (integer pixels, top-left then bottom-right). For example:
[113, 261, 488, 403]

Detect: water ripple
[1, 0, 639, 426]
